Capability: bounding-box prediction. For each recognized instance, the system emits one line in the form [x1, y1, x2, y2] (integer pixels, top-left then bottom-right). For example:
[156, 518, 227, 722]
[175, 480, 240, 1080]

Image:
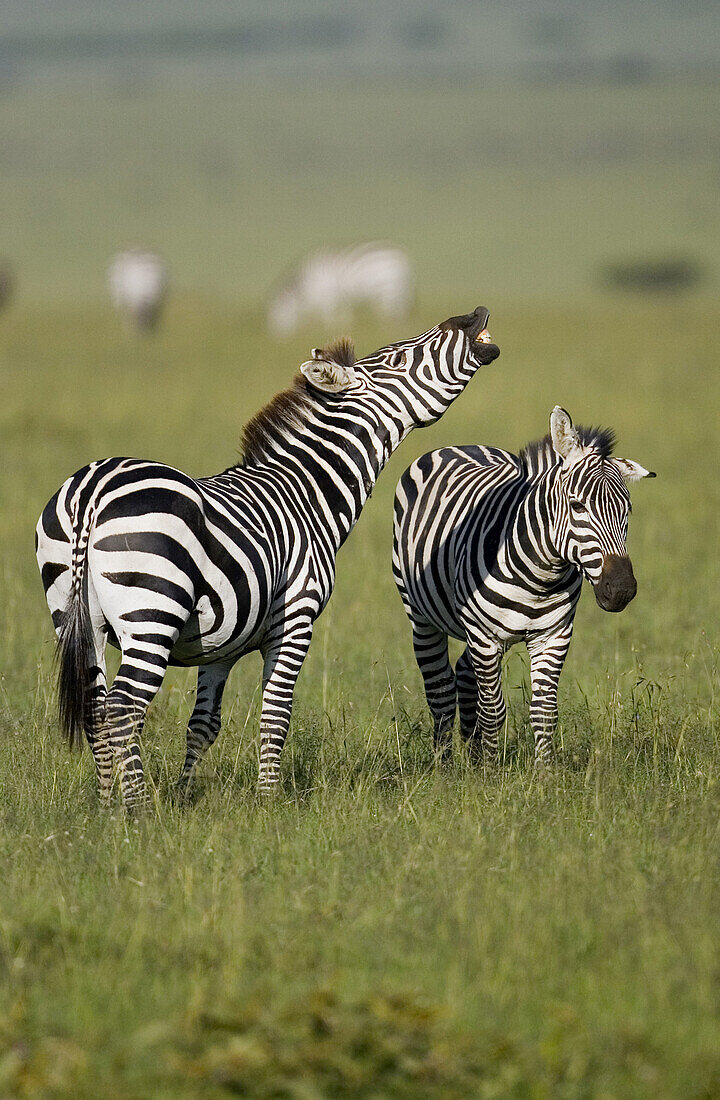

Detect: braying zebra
[36, 307, 499, 807]
[267, 243, 412, 337]
[107, 249, 168, 333]
[393, 406, 654, 763]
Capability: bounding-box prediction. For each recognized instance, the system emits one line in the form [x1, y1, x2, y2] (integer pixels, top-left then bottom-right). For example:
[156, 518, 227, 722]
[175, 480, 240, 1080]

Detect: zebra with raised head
[36, 307, 499, 807]
[267, 243, 413, 337]
[393, 406, 654, 763]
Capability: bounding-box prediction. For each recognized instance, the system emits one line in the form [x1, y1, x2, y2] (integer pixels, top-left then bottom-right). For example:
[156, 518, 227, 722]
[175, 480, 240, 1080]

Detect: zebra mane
[240, 375, 313, 466]
[520, 425, 617, 475]
[323, 337, 356, 368]
[240, 340, 356, 466]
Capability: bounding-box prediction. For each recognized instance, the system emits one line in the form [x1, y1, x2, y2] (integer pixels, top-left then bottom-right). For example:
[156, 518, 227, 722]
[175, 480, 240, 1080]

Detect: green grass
[2, 76, 719, 307]
[0, 299, 718, 1096]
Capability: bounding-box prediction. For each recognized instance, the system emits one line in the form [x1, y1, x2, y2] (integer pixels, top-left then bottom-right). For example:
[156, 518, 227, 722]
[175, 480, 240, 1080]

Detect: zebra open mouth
[468, 308, 499, 364]
[469, 330, 500, 365]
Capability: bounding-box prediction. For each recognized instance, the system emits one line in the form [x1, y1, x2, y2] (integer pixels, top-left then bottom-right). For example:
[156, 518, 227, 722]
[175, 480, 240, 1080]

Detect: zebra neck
[244, 396, 409, 549]
[514, 468, 570, 580]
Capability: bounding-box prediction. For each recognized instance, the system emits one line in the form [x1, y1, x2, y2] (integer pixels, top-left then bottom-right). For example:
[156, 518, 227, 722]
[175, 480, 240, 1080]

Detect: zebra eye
[569, 497, 586, 514]
[389, 351, 404, 368]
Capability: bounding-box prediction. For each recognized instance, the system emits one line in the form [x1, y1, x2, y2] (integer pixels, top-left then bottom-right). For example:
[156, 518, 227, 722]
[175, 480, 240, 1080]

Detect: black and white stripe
[37, 307, 499, 806]
[267, 243, 412, 337]
[393, 406, 654, 762]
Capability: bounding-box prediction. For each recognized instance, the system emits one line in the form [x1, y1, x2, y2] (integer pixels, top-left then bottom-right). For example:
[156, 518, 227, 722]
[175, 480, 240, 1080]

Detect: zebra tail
[56, 506, 94, 751]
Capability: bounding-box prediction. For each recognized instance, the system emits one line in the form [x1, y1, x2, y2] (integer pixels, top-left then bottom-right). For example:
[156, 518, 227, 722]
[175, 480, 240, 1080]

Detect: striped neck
[236, 390, 412, 549]
[514, 466, 573, 583]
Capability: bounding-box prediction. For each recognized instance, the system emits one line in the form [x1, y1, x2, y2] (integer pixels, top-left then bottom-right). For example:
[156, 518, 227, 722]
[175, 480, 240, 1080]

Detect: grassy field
[2, 76, 719, 308]
[0, 297, 718, 1096]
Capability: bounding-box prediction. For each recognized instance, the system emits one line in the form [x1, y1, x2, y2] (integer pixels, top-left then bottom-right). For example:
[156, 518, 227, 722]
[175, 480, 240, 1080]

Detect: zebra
[107, 250, 168, 333]
[392, 406, 654, 764]
[36, 307, 499, 808]
[267, 243, 412, 337]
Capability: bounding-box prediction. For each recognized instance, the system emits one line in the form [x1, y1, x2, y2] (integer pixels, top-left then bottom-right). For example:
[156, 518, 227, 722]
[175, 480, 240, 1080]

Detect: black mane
[240, 375, 313, 466]
[520, 425, 616, 476]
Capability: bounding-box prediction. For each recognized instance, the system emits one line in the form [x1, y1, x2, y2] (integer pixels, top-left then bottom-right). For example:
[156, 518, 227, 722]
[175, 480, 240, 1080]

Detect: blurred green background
[1, 0, 718, 307]
[1, 4, 719, 1096]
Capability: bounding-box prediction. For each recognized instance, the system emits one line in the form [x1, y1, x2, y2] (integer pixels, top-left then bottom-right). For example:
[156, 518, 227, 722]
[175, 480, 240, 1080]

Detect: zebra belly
[459, 583, 578, 648]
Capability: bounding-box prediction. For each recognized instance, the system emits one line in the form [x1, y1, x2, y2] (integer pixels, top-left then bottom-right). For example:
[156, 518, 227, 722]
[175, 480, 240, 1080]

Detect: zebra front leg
[411, 622, 456, 760]
[466, 636, 505, 759]
[527, 630, 573, 764]
[102, 646, 172, 810]
[178, 662, 234, 794]
[257, 624, 314, 793]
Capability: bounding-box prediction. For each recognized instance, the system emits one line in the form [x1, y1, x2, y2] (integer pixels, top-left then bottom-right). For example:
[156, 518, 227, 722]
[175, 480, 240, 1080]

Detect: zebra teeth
[476, 329, 492, 344]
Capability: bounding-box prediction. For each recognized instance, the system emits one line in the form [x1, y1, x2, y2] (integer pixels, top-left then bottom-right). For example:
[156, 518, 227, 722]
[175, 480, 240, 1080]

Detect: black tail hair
[56, 582, 93, 751]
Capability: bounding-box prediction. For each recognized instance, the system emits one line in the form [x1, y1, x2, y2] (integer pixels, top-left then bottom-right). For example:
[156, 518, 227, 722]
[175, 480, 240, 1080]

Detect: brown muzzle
[594, 554, 637, 613]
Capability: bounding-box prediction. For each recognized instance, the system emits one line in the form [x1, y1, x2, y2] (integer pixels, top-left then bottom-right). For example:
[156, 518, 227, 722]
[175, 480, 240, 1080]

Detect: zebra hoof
[257, 782, 282, 800]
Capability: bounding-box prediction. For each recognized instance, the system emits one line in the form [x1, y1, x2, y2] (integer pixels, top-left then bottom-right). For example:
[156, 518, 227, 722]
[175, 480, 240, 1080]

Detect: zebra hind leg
[257, 624, 314, 794]
[411, 623, 456, 762]
[178, 662, 233, 797]
[84, 642, 112, 801]
[55, 608, 113, 802]
[101, 643, 173, 811]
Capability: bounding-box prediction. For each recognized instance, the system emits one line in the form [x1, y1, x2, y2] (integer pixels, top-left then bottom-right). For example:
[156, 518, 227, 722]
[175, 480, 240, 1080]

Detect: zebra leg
[257, 624, 314, 793]
[101, 646, 172, 810]
[527, 632, 573, 764]
[411, 622, 456, 760]
[54, 608, 113, 802]
[455, 646, 478, 744]
[84, 636, 112, 801]
[178, 662, 234, 793]
[466, 637, 505, 759]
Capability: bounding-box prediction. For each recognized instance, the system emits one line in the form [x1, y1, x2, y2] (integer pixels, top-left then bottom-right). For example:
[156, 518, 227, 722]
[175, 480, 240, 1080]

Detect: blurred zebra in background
[267, 242, 413, 337]
[107, 249, 168, 332]
[36, 307, 498, 808]
[393, 406, 654, 764]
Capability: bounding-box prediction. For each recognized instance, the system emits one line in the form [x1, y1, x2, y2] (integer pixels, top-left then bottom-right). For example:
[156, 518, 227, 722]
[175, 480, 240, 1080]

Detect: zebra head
[550, 406, 655, 612]
[299, 307, 499, 431]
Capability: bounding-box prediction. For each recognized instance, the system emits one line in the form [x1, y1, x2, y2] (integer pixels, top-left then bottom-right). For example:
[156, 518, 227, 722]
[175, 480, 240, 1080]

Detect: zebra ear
[550, 406, 581, 461]
[613, 458, 656, 483]
[300, 356, 355, 393]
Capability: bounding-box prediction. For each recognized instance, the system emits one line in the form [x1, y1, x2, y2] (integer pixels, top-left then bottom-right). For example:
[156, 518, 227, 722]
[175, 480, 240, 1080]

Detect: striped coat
[393, 407, 654, 762]
[37, 307, 498, 807]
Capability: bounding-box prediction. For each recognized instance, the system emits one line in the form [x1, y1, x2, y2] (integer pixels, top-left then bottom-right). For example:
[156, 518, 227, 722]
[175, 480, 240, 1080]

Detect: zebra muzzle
[594, 554, 637, 612]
